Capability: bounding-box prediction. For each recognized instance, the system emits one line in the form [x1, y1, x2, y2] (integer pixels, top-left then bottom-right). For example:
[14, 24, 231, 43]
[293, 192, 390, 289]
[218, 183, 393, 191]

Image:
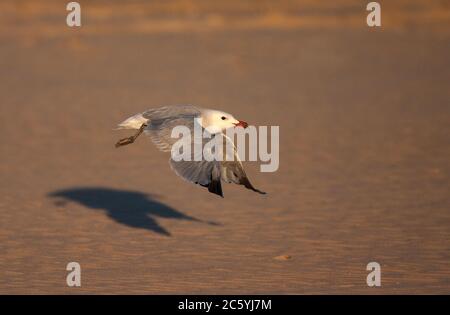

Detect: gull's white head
[198, 109, 248, 134]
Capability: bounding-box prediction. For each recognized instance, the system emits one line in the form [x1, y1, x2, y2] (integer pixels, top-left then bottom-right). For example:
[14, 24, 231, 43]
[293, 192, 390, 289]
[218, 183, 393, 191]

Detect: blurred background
[0, 0, 449, 293]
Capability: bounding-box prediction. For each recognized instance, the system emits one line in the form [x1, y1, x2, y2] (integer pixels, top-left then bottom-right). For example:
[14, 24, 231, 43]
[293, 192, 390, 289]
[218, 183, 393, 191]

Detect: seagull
[115, 105, 266, 197]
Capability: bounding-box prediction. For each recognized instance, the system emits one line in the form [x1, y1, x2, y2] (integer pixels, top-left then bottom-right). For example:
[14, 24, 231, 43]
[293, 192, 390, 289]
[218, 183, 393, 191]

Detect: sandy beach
[0, 0, 449, 294]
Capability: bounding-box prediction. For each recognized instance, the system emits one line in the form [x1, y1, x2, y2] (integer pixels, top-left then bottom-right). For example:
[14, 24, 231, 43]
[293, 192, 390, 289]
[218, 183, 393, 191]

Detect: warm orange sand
[0, 0, 449, 293]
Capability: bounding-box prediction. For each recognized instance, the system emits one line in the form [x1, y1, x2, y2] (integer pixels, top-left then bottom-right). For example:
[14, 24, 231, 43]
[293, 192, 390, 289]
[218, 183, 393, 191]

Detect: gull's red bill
[234, 120, 248, 128]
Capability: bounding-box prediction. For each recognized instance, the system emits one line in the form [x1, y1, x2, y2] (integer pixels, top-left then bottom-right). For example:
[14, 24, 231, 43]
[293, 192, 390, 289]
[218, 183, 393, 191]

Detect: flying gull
[115, 105, 266, 197]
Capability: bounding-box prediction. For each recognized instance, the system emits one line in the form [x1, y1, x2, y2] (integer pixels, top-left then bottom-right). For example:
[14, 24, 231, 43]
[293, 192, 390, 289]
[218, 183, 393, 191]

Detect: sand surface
[1, 0, 449, 294]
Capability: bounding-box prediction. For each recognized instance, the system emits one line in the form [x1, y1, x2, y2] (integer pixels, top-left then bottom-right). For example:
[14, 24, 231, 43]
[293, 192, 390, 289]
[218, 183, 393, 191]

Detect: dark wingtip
[241, 177, 266, 195]
[251, 187, 266, 195]
[208, 179, 224, 198]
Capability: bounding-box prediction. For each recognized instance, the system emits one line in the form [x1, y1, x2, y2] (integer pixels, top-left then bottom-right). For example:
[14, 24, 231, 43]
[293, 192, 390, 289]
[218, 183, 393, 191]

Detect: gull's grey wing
[142, 105, 201, 152]
[142, 105, 201, 121]
[169, 159, 223, 197]
[220, 160, 266, 195]
[169, 133, 265, 197]
[220, 134, 266, 195]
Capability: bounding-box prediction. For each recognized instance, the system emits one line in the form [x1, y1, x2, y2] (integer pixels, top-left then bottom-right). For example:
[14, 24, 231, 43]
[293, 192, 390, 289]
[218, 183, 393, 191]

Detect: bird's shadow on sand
[48, 187, 219, 236]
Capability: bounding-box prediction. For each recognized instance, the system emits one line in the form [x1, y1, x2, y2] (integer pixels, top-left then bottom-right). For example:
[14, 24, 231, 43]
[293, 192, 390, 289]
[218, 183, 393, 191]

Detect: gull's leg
[115, 123, 147, 148]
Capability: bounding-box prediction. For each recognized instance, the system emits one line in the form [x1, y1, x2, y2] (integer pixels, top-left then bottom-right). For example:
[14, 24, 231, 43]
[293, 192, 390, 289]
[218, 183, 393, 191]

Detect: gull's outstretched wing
[142, 105, 201, 121]
[169, 159, 223, 197]
[219, 134, 266, 195]
[168, 133, 266, 197]
[142, 105, 201, 152]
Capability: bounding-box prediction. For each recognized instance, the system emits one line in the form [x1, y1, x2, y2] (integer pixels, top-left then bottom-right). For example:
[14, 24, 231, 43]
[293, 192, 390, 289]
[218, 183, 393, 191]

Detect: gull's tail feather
[116, 113, 149, 130]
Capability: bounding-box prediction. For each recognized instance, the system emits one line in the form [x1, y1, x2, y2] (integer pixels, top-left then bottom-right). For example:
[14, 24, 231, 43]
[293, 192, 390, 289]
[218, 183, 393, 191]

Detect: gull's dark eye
[221, 116, 227, 120]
